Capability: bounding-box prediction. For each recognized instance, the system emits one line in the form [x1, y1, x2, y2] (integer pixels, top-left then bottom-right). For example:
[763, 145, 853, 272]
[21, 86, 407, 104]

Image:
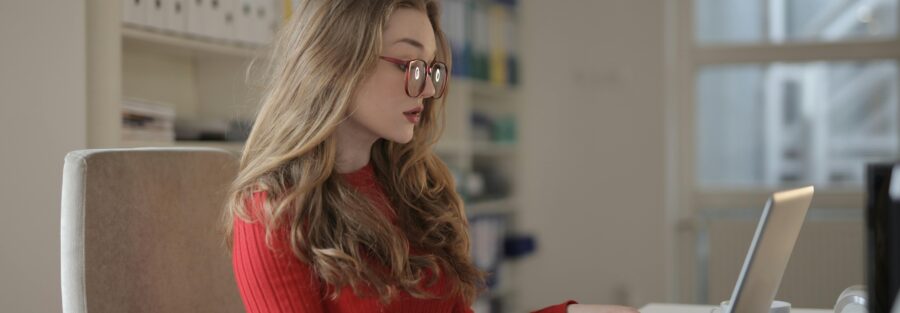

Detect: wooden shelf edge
[453, 77, 520, 95]
[472, 141, 517, 155]
[122, 25, 262, 58]
[466, 197, 516, 215]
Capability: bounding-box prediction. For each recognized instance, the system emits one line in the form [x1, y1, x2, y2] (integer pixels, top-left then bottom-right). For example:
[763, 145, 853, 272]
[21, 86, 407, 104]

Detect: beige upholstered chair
[60, 148, 243, 313]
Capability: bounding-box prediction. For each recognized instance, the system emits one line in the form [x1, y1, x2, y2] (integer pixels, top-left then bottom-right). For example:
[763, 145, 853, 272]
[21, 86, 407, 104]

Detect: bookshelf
[86, 2, 266, 155]
[438, 1, 524, 311]
[121, 26, 260, 58]
[439, 77, 522, 313]
[87, 1, 524, 312]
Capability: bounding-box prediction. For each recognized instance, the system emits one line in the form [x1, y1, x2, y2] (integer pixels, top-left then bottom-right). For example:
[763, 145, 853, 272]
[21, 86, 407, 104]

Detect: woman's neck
[334, 121, 378, 174]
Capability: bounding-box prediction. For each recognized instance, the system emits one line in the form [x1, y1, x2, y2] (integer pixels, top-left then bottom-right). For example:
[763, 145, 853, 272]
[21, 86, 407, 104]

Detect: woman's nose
[420, 73, 437, 99]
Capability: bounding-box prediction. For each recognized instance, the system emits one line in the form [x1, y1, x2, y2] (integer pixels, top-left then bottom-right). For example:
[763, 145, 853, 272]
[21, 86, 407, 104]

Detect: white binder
[255, 0, 277, 45]
[245, 0, 263, 45]
[205, 0, 226, 40]
[146, 0, 168, 30]
[220, 0, 238, 42]
[165, 0, 188, 34]
[234, 0, 255, 44]
[122, 0, 147, 26]
[187, 0, 208, 38]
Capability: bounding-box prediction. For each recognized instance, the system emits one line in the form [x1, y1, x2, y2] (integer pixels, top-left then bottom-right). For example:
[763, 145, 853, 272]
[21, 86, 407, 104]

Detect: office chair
[60, 147, 243, 313]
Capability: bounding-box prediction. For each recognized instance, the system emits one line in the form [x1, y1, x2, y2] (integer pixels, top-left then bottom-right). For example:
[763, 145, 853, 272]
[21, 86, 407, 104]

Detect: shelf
[472, 142, 517, 155]
[466, 197, 516, 215]
[455, 78, 519, 95]
[122, 25, 262, 58]
[120, 140, 244, 154]
[436, 141, 516, 156]
[483, 283, 515, 300]
[453, 78, 520, 103]
[435, 140, 467, 155]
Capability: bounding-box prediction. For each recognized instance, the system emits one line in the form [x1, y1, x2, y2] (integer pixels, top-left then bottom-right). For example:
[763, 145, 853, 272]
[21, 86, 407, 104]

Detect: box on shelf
[145, 0, 169, 31]
[165, 0, 188, 34]
[125, 0, 278, 45]
[121, 98, 176, 142]
[186, 0, 208, 37]
[469, 213, 509, 289]
[122, 0, 148, 26]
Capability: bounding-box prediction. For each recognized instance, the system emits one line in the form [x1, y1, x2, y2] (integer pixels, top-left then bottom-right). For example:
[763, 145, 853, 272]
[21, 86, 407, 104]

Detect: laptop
[724, 186, 815, 313]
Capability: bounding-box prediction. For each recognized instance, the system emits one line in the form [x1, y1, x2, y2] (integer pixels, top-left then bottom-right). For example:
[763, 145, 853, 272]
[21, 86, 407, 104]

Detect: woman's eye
[397, 64, 408, 71]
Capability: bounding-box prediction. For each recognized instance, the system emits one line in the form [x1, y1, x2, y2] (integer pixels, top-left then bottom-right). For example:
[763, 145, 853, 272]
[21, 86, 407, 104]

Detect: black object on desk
[866, 164, 900, 313]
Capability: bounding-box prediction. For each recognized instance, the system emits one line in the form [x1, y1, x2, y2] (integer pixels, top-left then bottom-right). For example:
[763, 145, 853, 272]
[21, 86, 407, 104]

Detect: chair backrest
[61, 147, 243, 313]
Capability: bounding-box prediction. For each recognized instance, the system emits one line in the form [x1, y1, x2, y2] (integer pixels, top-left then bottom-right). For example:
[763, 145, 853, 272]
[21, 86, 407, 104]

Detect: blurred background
[1, 0, 898, 312]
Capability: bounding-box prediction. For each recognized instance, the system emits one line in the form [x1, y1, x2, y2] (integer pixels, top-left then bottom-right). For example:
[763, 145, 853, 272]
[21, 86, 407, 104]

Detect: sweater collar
[340, 161, 376, 187]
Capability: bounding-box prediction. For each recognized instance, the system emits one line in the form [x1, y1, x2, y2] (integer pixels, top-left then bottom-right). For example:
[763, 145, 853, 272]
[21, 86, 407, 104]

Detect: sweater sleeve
[532, 300, 579, 313]
[452, 298, 576, 313]
[232, 202, 327, 313]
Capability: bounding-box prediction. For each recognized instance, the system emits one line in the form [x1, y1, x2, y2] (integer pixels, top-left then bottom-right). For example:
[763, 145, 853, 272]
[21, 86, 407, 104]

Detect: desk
[640, 303, 831, 313]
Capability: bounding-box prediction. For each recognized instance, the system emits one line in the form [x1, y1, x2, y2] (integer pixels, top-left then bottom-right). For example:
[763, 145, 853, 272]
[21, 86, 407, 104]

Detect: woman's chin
[386, 132, 414, 145]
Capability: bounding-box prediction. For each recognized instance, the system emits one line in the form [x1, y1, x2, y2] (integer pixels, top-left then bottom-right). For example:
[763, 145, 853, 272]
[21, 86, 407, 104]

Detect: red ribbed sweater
[231, 162, 575, 312]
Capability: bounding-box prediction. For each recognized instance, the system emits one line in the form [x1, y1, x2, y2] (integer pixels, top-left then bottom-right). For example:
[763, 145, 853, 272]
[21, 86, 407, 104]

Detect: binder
[220, 0, 238, 42]
[165, 0, 188, 34]
[207, 0, 226, 40]
[468, 213, 507, 288]
[234, 0, 256, 44]
[146, 0, 168, 30]
[187, 0, 208, 38]
[253, 0, 277, 45]
[504, 0, 519, 86]
[470, 0, 490, 81]
[442, 0, 468, 77]
[496, 0, 519, 86]
[122, 0, 148, 26]
[487, 1, 508, 86]
[262, 0, 279, 44]
[281, 0, 299, 21]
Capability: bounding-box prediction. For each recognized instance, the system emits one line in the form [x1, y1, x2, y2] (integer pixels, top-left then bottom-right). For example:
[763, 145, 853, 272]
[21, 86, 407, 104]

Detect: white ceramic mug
[834, 285, 867, 313]
[710, 300, 791, 313]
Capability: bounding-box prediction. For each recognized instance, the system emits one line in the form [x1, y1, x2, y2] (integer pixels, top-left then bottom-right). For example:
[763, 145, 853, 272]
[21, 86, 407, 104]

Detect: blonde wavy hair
[224, 0, 484, 305]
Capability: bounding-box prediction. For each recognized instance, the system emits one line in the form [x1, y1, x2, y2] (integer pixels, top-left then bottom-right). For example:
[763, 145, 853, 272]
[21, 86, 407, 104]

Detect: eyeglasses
[379, 56, 448, 99]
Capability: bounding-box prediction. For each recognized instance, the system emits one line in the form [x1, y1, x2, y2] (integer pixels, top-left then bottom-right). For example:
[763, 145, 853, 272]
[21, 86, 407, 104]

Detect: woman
[225, 0, 639, 312]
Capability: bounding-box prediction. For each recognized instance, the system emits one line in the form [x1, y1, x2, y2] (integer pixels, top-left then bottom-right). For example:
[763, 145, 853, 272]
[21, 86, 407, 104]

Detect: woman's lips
[404, 111, 420, 123]
[403, 106, 423, 124]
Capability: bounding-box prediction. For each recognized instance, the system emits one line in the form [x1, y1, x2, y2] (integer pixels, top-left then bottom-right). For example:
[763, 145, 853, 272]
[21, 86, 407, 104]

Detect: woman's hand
[567, 304, 641, 313]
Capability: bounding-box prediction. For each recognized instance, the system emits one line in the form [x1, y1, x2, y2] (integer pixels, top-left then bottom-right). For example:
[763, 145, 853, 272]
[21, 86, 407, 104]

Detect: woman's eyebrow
[393, 38, 436, 61]
[393, 38, 425, 50]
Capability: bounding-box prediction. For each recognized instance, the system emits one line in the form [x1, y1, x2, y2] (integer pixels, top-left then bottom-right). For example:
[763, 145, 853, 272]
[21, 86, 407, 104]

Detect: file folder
[207, 0, 226, 40]
[165, 0, 188, 34]
[219, 0, 238, 42]
[234, 0, 255, 44]
[122, 0, 148, 26]
[146, 0, 168, 30]
[187, 0, 208, 38]
[254, 0, 277, 45]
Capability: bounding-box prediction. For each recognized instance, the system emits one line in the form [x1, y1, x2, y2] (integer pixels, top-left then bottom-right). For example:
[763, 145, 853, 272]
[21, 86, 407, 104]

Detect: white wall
[516, 0, 668, 310]
[0, 1, 87, 312]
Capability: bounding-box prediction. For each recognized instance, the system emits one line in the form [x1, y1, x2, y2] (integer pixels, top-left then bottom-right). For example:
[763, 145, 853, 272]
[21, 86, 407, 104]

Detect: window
[695, 0, 897, 44]
[689, 0, 900, 188]
[697, 60, 899, 187]
[671, 0, 900, 304]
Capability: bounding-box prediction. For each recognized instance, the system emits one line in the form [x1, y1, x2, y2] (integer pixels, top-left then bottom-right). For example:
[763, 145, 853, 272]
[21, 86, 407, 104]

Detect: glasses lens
[406, 60, 427, 97]
[431, 63, 448, 98]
